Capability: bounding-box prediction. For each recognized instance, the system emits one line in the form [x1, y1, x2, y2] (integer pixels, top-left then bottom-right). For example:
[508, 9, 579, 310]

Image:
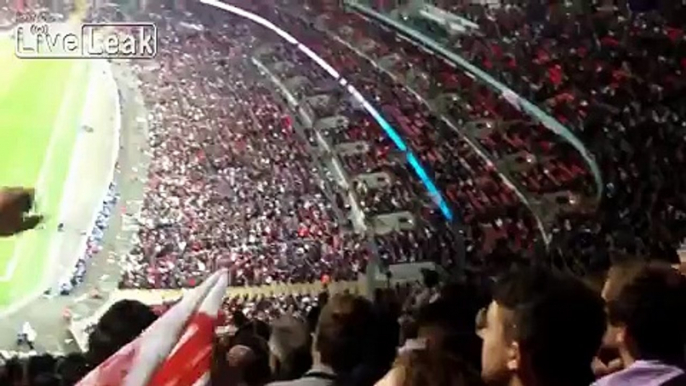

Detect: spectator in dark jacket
[86, 300, 158, 367]
[477, 268, 605, 386]
[269, 293, 376, 386]
[269, 316, 312, 381]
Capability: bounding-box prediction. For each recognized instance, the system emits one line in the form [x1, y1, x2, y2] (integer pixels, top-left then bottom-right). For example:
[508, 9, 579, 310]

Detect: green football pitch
[0, 37, 91, 312]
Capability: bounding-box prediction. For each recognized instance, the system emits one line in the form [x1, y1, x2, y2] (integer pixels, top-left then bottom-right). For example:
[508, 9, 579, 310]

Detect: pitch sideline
[0, 59, 121, 320]
[0, 61, 89, 282]
[49, 59, 122, 291]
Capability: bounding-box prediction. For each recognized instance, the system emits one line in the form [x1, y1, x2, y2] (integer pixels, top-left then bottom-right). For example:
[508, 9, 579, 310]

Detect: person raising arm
[0, 187, 43, 237]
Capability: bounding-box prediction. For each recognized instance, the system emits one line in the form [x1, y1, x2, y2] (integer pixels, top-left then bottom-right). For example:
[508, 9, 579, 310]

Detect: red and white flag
[77, 269, 228, 386]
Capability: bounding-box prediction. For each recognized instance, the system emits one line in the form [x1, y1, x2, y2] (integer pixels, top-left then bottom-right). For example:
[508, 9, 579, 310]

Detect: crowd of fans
[449, 1, 686, 269]
[218, 0, 686, 275]
[72, 0, 686, 295]
[117, 11, 372, 289]
[249, 0, 568, 268]
[22, 0, 684, 293]
[276, 0, 596, 200]
[361, 0, 686, 269]
[117, 0, 568, 289]
[254, 0, 599, 270]
[2, 257, 685, 386]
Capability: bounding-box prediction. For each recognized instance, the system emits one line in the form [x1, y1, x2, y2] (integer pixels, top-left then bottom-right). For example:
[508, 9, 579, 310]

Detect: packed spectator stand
[235, 2, 546, 267]
[119, 15, 369, 288]
[253, 0, 597, 262]
[116, 1, 551, 290]
[347, 0, 686, 269]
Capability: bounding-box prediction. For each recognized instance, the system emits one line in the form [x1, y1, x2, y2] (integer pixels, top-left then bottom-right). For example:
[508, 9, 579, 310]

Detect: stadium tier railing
[251, 56, 368, 230]
[202, 0, 455, 223]
[283, 9, 550, 244]
[252, 54, 403, 293]
[343, 0, 603, 203]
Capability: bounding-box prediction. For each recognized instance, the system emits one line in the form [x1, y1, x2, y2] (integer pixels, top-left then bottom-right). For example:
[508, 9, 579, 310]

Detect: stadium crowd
[117, 12, 373, 289]
[112, 0, 686, 288]
[0, 227, 684, 386]
[242, 0, 572, 268]
[106, 3, 522, 291]
[120, 0, 575, 291]
[431, 0, 686, 267]
[267, 0, 596, 202]
[1, 0, 686, 385]
[286, 0, 686, 271]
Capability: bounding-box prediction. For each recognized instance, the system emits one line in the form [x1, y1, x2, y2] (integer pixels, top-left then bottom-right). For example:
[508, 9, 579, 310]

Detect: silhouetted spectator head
[375, 349, 484, 386]
[601, 260, 647, 302]
[225, 342, 271, 386]
[0, 357, 24, 385]
[417, 296, 483, 370]
[607, 264, 686, 364]
[86, 299, 157, 367]
[31, 373, 60, 386]
[252, 319, 271, 342]
[269, 316, 311, 381]
[56, 353, 90, 386]
[599, 260, 649, 355]
[421, 269, 440, 289]
[418, 282, 485, 343]
[27, 354, 57, 383]
[228, 345, 256, 369]
[241, 333, 272, 385]
[233, 311, 249, 329]
[477, 268, 605, 386]
[314, 293, 375, 374]
[234, 318, 270, 344]
[417, 299, 461, 343]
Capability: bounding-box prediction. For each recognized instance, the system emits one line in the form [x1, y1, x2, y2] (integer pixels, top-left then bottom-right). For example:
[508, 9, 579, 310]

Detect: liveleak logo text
[15, 22, 157, 59]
